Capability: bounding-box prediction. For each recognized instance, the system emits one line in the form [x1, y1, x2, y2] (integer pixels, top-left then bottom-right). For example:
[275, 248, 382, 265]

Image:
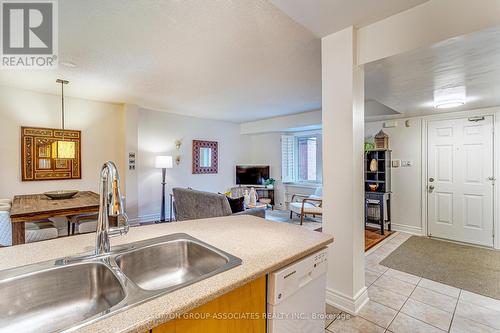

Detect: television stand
[233, 186, 275, 209]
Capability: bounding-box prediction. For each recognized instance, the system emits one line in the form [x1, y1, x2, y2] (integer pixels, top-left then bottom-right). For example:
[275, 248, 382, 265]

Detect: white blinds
[281, 135, 295, 183]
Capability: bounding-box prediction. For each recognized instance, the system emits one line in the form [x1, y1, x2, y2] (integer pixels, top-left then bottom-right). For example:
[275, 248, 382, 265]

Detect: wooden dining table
[9, 191, 100, 245]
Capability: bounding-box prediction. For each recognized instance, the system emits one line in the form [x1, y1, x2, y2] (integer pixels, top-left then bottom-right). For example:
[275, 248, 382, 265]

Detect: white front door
[427, 116, 494, 247]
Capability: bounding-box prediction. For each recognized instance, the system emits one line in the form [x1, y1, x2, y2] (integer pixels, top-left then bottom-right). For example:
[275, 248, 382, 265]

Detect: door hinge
[488, 176, 496, 185]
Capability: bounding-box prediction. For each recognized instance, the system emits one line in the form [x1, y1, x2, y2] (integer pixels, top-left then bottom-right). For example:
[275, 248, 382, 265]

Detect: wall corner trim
[326, 286, 369, 315]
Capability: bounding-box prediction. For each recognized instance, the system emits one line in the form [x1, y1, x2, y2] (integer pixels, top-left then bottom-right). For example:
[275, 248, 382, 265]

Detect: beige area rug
[265, 209, 322, 232]
[380, 236, 500, 300]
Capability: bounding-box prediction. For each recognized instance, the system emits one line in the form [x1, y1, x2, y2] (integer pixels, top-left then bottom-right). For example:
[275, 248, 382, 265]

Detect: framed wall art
[21, 126, 82, 181]
[192, 140, 218, 174]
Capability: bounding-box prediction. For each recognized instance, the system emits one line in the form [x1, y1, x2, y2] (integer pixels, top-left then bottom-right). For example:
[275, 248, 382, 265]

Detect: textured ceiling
[365, 25, 500, 120]
[0, 0, 321, 123]
[269, 0, 428, 37]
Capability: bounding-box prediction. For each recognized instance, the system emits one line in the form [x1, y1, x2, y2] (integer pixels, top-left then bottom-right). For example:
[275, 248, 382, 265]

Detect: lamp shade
[155, 155, 173, 169]
[52, 140, 76, 159]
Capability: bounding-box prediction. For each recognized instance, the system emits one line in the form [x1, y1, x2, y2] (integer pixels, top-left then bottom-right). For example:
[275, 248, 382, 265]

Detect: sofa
[172, 188, 265, 221]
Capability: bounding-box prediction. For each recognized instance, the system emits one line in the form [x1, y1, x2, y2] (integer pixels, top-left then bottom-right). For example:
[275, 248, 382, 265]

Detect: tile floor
[325, 232, 500, 333]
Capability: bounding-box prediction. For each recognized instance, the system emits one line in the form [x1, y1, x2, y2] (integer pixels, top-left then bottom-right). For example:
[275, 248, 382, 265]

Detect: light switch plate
[401, 160, 413, 167]
[392, 160, 401, 168]
[383, 121, 398, 128]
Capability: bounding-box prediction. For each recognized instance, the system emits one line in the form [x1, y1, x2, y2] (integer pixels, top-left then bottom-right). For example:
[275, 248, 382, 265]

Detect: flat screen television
[236, 165, 270, 185]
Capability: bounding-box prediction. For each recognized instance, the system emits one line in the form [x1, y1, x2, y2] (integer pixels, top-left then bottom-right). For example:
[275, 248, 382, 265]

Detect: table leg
[387, 196, 392, 232]
[12, 222, 25, 245]
[380, 216, 384, 235]
[379, 200, 384, 236]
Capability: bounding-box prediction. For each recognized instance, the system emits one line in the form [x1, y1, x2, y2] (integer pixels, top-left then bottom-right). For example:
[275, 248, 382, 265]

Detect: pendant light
[52, 79, 76, 159]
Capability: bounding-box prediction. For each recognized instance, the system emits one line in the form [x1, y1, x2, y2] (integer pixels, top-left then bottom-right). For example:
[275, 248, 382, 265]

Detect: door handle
[428, 185, 435, 193]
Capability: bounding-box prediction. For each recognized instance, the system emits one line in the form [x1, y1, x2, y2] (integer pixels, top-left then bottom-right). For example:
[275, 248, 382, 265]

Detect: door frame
[421, 107, 500, 249]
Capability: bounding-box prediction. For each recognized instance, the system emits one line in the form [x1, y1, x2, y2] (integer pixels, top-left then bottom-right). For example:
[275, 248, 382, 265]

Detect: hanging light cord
[56, 79, 69, 141]
[61, 80, 65, 130]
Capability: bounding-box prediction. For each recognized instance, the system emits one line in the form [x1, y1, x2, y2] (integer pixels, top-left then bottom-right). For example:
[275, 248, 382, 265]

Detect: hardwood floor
[365, 227, 394, 251]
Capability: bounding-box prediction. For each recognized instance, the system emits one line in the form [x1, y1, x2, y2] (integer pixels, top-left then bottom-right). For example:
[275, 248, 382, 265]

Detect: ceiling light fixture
[52, 79, 76, 159]
[433, 85, 466, 110]
[434, 100, 465, 109]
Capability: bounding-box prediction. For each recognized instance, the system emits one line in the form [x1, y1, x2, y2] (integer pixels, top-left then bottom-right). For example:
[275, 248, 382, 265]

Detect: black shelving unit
[365, 150, 391, 235]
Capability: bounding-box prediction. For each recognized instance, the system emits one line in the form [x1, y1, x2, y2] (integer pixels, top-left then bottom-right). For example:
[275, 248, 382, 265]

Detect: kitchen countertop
[0, 215, 333, 333]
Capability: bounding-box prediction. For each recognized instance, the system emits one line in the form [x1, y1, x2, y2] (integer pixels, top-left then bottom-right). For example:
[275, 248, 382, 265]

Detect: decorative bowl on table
[43, 190, 79, 200]
[368, 184, 379, 192]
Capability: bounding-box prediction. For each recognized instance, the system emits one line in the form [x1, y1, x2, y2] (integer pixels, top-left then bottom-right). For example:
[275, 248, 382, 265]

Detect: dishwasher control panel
[313, 250, 327, 266]
[268, 248, 328, 305]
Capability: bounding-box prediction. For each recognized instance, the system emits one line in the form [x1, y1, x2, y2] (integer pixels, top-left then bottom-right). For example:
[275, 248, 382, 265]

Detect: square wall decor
[21, 126, 81, 181]
[192, 140, 218, 174]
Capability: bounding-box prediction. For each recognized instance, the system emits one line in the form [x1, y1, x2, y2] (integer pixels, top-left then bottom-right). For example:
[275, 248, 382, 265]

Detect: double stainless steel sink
[0, 233, 242, 333]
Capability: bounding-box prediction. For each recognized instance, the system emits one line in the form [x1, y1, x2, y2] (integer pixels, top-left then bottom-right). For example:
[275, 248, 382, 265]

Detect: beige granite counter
[0, 215, 333, 333]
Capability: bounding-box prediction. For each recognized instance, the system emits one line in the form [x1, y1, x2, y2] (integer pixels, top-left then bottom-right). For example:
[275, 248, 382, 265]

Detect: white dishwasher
[267, 248, 328, 333]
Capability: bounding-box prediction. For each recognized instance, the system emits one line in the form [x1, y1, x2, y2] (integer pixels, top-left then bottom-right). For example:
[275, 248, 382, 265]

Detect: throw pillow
[226, 196, 244, 213]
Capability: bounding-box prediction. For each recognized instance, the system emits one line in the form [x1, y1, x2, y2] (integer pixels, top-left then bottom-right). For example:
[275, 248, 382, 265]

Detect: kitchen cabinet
[152, 275, 266, 333]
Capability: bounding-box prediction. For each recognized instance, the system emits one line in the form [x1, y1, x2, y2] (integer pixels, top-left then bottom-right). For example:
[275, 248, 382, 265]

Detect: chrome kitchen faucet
[95, 161, 129, 255]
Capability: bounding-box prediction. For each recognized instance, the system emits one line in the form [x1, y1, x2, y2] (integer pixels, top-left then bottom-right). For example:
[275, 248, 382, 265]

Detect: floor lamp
[155, 156, 173, 223]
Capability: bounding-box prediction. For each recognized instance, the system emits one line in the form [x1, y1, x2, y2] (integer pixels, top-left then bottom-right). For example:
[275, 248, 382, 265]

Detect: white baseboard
[391, 223, 423, 236]
[326, 286, 369, 315]
[128, 213, 160, 225]
[127, 219, 141, 226]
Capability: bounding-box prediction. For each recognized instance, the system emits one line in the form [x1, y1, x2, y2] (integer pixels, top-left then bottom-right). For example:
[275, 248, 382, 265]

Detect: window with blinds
[281, 133, 322, 184]
[281, 135, 295, 183]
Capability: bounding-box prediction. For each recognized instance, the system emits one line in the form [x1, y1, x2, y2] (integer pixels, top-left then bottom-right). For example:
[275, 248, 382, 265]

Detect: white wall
[136, 108, 251, 221]
[241, 110, 321, 134]
[0, 86, 125, 198]
[365, 118, 423, 234]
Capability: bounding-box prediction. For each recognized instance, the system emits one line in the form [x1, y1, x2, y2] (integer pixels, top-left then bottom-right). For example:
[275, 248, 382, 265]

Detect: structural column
[321, 27, 367, 314]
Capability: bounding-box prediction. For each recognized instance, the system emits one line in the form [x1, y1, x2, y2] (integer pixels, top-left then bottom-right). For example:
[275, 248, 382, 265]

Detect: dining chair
[0, 201, 12, 246]
[0, 199, 58, 246]
[68, 213, 99, 235]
